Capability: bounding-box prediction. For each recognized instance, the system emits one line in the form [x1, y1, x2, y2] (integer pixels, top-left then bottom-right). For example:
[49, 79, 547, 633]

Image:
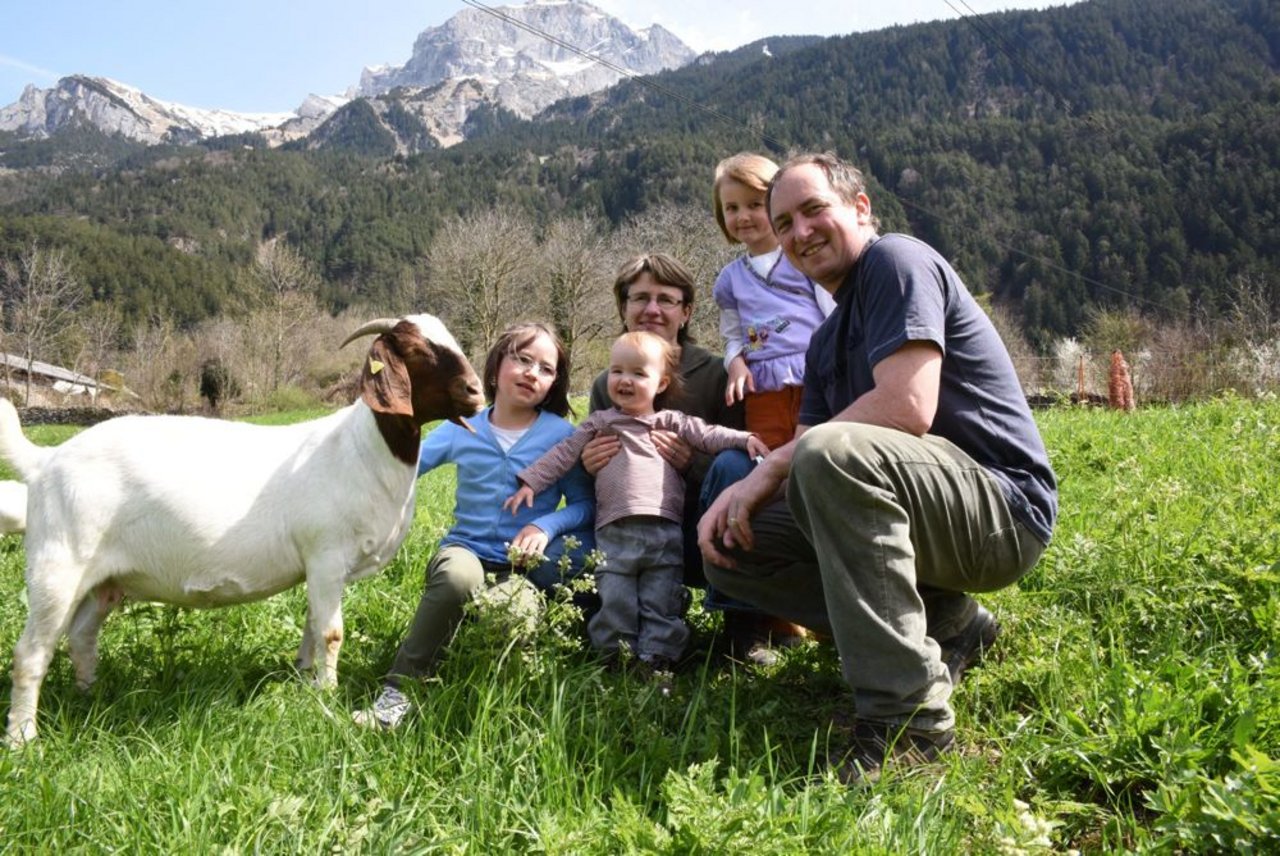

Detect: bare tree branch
[0, 241, 86, 404]
[249, 238, 322, 392]
[425, 208, 539, 364]
[537, 213, 616, 387]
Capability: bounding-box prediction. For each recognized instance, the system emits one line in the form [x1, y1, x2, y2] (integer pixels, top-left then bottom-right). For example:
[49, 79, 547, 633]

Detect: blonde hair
[712, 152, 780, 244]
[615, 330, 685, 412]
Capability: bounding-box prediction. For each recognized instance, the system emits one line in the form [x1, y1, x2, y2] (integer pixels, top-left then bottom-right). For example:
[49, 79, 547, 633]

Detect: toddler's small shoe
[352, 685, 412, 731]
[638, 655, 677, 698]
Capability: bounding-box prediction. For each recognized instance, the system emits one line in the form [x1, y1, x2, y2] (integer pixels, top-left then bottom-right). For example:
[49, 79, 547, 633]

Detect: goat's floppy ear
[358, 337, 414, 418]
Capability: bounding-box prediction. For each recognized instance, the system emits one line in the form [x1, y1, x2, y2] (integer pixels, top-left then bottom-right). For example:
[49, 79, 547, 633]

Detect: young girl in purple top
[712, 152, 836, 449]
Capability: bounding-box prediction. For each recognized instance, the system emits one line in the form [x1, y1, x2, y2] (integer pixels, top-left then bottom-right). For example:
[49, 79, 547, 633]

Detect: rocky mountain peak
[0, 0, 695, 153]
[357, 0, 695, 121]
[0, 75, 299, 145]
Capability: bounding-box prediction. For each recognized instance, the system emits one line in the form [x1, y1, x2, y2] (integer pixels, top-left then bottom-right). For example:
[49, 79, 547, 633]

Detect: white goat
[0, 313, 484, 744]
[0, 480, 25, 534]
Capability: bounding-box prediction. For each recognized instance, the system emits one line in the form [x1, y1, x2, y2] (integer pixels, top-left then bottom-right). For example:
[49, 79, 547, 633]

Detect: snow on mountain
[0, 76, 300, 144]
[0, 0, 695, 152]
[355, 0, 695, 141]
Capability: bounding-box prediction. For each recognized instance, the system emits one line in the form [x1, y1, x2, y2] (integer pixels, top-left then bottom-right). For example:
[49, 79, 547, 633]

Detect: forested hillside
[1, 0, 1276, 347]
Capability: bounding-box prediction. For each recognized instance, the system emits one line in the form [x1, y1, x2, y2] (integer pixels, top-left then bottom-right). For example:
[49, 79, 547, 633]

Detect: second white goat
[0, 480, 25, 534]
[0, 313, 484, 744]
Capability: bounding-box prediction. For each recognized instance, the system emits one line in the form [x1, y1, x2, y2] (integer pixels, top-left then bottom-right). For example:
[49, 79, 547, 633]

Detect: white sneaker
[352, 686, 411, 730]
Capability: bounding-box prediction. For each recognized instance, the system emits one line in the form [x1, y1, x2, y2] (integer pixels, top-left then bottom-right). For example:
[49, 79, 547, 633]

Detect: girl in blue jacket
[354, 322, 594, 729]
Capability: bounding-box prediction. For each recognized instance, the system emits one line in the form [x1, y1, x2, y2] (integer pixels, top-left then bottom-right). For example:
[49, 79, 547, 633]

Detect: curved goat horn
[340, 318, 400, 349]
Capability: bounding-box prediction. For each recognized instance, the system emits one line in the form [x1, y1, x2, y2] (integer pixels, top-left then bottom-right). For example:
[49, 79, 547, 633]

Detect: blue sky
[1, 0, 1078, 114]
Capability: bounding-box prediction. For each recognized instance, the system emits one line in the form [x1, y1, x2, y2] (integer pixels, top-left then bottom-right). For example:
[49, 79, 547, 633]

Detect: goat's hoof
[5, 720, 37, 748]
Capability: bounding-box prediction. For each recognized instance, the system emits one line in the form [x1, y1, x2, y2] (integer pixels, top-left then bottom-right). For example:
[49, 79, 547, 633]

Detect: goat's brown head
[342, 314, 485, 463]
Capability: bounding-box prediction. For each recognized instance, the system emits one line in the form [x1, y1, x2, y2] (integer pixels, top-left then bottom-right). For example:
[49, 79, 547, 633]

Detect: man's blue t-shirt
[800, 234, 1058, 544]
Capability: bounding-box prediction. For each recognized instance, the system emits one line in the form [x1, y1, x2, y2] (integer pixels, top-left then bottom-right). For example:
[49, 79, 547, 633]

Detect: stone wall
[15, 407, 137, 426]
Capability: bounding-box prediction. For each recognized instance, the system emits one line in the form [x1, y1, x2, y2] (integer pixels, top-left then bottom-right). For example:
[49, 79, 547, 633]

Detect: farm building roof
[0, 353, 111, 390]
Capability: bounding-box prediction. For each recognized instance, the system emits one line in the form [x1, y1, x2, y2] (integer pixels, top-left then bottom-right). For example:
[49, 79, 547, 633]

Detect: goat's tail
[0, 397, 48, 481]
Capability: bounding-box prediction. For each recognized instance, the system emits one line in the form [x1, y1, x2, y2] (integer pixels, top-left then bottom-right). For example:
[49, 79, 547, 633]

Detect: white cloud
[0, 54, 61, 83]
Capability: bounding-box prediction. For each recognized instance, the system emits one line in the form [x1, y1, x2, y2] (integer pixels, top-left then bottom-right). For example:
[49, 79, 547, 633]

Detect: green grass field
[0, 396, 1276, 852]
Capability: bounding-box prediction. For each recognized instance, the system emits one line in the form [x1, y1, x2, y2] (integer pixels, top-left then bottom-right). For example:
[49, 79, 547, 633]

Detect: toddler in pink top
[507, 331, 766, 684]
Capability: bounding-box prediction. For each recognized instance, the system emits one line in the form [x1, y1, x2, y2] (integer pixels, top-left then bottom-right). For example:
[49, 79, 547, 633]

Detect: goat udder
[95, 583, 125, 610]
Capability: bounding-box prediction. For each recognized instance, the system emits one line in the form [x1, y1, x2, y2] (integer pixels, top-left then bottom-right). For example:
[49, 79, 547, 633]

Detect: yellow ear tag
[369, 359, 385, 375]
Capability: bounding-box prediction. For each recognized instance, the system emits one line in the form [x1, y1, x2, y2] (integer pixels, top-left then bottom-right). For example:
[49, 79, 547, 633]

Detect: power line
[943, 0, 1078, 116]
[456, 0, 1190, 320]
[925, 2, 1190, 316]
[459, 0, 790, 152]
[891, 190, 1179, 312]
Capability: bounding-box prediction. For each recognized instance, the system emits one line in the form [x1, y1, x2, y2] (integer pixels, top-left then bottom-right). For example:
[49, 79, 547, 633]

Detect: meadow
[0, 396, 1276, 853]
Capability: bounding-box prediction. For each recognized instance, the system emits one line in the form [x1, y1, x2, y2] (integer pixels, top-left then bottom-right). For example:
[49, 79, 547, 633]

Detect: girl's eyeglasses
[509, 351, 557, 379]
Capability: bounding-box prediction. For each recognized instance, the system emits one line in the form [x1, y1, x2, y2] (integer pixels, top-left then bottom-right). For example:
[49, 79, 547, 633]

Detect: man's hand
[580, 434, 621, 476]
[697, 451, 790, 568]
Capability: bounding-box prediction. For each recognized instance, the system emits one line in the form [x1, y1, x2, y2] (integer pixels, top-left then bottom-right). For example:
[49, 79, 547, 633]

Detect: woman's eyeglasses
[626, 292, 685, 310]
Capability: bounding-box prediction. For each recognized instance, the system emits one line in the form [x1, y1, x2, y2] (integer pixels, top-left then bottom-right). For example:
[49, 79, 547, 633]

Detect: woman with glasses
[582, 253, 804, 666]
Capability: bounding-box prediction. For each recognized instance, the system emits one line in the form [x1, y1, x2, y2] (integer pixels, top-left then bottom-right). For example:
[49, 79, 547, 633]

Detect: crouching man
[698, 152, 1058, 784]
